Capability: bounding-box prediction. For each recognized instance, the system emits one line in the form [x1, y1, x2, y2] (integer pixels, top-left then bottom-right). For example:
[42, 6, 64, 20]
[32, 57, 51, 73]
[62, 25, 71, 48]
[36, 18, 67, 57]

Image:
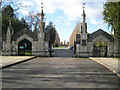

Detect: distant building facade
[69, 22, 81, 46]
[2, 5, 49, 56]
[71, 4, 118, 57]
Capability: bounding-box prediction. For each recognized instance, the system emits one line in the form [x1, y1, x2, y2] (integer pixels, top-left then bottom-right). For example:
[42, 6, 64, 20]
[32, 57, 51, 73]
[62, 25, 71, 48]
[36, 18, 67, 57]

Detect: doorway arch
[93, 40, 107, 57]
[18, 39, 32, 56]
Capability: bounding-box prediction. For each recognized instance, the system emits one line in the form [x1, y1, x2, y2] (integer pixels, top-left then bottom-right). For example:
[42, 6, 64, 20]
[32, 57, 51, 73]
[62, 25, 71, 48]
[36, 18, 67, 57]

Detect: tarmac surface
[2, 57, 119, 88]
[1, 48, 119, 88]
[52, 48, 74, 57]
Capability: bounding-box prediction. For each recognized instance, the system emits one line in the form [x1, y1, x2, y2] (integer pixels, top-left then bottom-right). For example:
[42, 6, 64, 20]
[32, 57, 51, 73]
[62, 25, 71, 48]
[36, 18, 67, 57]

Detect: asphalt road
[52, 48, 74, 57]
[2, 57, 119, 88]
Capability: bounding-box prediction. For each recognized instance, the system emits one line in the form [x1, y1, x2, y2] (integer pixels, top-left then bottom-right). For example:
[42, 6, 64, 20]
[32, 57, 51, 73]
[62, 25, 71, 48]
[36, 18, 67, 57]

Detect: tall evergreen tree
[2, 5, 15, 17]
[44, 22, 56, 56]
[44, 22, 56, 44]
[2, 5, 29, 37]
[102, 1, 120, 56]
[103, 1, 120, 37]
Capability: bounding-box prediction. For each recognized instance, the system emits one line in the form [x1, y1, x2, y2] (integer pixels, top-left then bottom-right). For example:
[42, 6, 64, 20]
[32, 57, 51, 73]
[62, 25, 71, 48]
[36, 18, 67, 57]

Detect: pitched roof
[88, 29, 114, 42]
[69, 22, 81, 46]
[12, 28, 38, 41]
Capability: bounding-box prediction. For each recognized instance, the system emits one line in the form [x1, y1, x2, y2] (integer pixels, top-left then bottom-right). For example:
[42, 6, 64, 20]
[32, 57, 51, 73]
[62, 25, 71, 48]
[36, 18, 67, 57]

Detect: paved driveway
[52, 48, 74, 57]
[2, 57, 119, 88]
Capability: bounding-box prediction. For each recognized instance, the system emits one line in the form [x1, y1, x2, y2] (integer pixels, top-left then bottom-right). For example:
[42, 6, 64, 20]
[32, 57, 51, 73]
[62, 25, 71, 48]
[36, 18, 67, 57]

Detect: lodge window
[76, 34, 81, 44]
[82, 40, 86, 46]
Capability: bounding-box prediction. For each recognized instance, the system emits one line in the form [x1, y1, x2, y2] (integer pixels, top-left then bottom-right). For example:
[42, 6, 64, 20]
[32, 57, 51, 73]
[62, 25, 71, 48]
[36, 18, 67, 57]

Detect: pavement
[89, 57, 119, 77]
[0, 56, 36, 68]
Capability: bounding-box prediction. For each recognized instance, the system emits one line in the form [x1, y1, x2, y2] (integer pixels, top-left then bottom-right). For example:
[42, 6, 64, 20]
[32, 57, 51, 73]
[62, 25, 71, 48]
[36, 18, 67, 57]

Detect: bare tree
[25, 11, 40, 32]
[1, 0, 27, 11]
[1, 0, 29, 19]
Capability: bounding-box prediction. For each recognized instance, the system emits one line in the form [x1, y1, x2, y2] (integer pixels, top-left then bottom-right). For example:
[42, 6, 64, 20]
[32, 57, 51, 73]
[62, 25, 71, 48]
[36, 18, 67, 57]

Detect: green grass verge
[53, 46, 67, 48]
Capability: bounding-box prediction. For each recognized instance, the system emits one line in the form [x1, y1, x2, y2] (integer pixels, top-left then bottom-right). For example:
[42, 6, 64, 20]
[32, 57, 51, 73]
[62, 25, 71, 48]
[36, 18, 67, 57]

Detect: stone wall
[2, 33, 49, 56]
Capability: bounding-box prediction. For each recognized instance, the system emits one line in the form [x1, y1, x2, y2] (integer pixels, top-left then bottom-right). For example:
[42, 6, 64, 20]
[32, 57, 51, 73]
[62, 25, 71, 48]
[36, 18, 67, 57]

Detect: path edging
[89, 57, 120, 78]
[2, 56, 37, 69]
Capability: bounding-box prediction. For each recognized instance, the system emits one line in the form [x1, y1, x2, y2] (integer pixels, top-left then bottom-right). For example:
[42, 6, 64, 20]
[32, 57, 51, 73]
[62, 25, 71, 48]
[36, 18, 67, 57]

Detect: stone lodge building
[71, 5, 118, 57]
[2, 5, 49, 56]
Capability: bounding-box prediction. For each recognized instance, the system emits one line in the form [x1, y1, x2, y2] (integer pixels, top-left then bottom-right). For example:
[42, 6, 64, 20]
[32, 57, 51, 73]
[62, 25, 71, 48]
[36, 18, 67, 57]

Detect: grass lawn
[113, 57, 120, 60]
[53, 46, 67, 48]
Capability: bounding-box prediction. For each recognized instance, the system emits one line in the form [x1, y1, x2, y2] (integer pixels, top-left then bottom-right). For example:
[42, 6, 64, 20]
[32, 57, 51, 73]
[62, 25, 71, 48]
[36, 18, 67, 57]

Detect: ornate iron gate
[93, 45, 107, 57]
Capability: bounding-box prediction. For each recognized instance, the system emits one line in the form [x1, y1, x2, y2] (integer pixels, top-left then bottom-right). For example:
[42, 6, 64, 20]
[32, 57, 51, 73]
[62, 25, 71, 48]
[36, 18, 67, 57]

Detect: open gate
[93, 40, 107, 57]
[18, 39, 32, 56]
[93, 45, 107, 57]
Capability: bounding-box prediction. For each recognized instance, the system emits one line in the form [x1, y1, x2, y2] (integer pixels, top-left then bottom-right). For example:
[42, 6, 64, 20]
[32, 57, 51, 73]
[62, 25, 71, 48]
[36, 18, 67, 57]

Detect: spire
[9, 19, 12, 26]
[81, 3, 87, 33]
[8, 19, 13, 35]
[82, 3, 86, 22]
[38, 3, 45, 33]
[41, 3, 44, 21]
[6, 20, 13, 43]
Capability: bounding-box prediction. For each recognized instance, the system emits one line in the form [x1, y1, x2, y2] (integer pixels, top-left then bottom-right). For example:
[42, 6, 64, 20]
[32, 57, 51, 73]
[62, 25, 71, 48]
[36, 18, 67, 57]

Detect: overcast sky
[8, 0, 112, 42]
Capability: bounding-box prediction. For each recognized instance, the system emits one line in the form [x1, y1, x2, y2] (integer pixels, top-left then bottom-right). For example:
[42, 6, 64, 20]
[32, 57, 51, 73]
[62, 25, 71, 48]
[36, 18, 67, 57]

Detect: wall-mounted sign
[19, 46, 24, 49]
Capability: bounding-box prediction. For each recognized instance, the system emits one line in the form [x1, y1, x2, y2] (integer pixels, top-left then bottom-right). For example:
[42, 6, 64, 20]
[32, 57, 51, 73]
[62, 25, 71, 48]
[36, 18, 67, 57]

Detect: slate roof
[12, 28, 38, 41]
[88, 29, 114, 42]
